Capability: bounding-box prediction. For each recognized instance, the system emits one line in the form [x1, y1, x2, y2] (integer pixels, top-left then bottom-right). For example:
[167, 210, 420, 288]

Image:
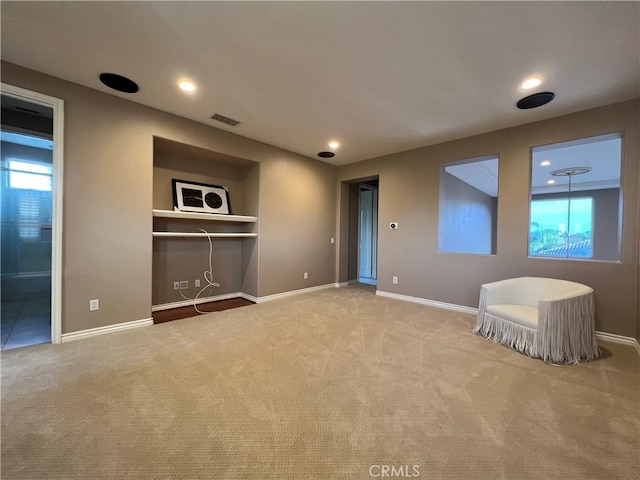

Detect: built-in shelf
[152, 232, 258, 238]
[153, 209, 257, 223]
[152, 209, 258, 239]
[152, 138, 260, 312]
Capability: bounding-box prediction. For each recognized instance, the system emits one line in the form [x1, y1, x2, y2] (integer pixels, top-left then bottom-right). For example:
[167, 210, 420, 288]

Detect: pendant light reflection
[550, 167, 591, 257]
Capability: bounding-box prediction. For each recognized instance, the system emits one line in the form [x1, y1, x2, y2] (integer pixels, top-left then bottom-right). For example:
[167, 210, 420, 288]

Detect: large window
[438, 155, 498, 255]
[529, 133, 621, 261]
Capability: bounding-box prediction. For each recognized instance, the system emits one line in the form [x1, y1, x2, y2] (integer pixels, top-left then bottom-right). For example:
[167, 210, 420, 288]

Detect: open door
[1, 84, 64, 347]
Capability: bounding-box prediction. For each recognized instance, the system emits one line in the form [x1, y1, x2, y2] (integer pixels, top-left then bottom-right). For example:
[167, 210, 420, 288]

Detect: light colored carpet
[1, 284, 639, 479]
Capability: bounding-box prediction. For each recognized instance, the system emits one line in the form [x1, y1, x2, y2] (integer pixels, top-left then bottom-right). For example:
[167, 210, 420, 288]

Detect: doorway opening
[358, 182, 378, 285]
[1, 85, 63, 348]
[345, 178, 379, 287]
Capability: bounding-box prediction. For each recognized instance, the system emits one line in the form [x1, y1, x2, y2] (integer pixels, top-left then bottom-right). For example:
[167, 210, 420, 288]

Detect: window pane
[17, 193, 43, 240]
[8, 159, 52, 191]
[9, 160, 51, 175]
[530, 198, 593, 258]
[529, 133, 621, 261]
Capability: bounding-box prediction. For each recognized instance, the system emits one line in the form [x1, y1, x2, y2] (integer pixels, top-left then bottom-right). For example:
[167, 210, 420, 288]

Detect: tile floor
[1, 294, 51, 350]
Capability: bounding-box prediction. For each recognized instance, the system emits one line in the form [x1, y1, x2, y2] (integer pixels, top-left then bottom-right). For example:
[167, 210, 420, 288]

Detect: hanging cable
[566, 172, 573, 257]
[178, 228, 221, 314]
[550, 167, 591, 258]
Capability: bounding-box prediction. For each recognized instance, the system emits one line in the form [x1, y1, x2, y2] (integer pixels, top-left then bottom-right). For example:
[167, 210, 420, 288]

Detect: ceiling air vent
[211, 113, 241, 126]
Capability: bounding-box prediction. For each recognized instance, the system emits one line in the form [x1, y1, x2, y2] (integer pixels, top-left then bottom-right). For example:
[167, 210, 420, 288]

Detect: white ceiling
[445, 157, 498, 197]
[444, 134, 621, 197]
[531, 133, 621, 194]
[1, 1, 638, 166]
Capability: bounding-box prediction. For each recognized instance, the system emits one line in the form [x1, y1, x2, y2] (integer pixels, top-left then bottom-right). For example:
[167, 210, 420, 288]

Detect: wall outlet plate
[179, 280, 188, 289]
[173, 282, 180, 290]
[89, 299, 99, 311]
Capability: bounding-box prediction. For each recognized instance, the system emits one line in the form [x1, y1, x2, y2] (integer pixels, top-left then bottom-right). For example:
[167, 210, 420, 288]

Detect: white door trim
[1, 83, 64, 344]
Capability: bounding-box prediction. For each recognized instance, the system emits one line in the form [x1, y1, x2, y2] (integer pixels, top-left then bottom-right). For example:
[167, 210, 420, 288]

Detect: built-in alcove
[151, 137, 260, 314]
[438, 155, 498, 255]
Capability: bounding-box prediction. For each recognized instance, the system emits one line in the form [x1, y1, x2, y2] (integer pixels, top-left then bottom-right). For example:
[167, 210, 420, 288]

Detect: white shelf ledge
[153, 232, 258, 238]
[153, 209, 257, 223]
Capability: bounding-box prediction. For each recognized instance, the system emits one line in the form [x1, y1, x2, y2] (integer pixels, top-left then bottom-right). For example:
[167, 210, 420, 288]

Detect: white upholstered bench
[473, 277, 600, 364]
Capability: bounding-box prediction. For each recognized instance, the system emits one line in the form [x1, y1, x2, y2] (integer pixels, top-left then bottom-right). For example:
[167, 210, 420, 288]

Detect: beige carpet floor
[1, 284, 639, 479]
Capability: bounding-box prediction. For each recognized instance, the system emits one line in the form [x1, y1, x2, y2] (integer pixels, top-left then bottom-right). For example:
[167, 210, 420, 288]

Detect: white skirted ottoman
[473, 277, 600, 364]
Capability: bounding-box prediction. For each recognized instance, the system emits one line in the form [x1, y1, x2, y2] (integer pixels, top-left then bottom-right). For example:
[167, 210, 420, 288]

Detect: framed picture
[172, 179, 232, 215]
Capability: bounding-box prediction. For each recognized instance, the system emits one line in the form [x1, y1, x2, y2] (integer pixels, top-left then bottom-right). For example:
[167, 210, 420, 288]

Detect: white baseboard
[58, 287, 640, 357]
[596, 331, 640, 356]
[376, 290, 640, 357]
[152, 284, 347, 309]
[255, 283, 339, 303]
[239, 292, 258, 303]
[375, 290, 479, 315]
[152, 292, 244, 312]
[61, 318, 153, 343]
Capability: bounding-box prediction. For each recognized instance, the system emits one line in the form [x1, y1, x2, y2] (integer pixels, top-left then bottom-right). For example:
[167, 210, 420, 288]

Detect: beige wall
[3, 60, 637, 339]
[439, 170, 496, 255]
[2, 62, 337, 334]
[638, 127, 640, 341]
[338, 100, 639, 337]
[257, 155, 337, 295]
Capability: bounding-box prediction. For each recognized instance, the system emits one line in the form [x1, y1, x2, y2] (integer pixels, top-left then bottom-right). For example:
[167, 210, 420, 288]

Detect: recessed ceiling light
[178, 79, 196, 93]
[318, 151, 335, 158]
[328, 141, 340, 150]
[540, 160, 551, 166]
[547, 179, 556, 184]
[521, 76, 542, 90]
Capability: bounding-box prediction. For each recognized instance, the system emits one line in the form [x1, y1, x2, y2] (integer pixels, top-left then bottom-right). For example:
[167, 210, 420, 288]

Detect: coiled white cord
[178, 228, 221, 314]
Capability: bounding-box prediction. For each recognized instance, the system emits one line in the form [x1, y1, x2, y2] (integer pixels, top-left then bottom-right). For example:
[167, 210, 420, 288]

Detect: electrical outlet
[89, 299, 99, 311]
[195, 279, 201, 288]
[179, 280, 188, 289]
[173, 281, 180, 290]
[392, 276, 398, 285]
[304, 272, 308, 280]
[330, 237, 335, 244]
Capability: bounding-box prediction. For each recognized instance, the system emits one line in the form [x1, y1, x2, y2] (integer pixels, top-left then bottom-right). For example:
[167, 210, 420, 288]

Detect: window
[8, 159, 52, 191]
[530, 198, 593, 258]
[17, 193, 43, 239]
[3, 158, 53, 241]
[529, 133, 621, 261]
[438, 155, 498, 255]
